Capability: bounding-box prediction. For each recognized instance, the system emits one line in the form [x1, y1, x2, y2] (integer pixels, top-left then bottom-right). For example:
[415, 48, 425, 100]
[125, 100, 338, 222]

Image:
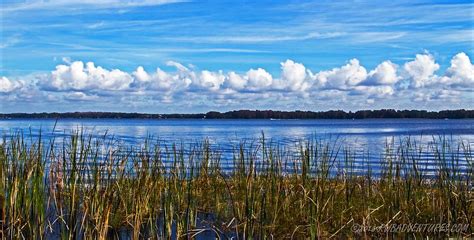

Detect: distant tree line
[1, 109, 473, 119]
[205, 109, 474, 119]
[0, 112, 204, 119]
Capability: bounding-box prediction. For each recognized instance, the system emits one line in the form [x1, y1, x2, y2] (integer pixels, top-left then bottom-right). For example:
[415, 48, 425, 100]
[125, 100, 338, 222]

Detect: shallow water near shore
[1, 118, 473, 176]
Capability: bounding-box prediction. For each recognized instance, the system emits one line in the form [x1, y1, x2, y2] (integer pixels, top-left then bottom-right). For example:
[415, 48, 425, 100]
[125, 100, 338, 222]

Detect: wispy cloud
[349, 32, 407, 44]
[1, 0, 186, 12]
[431, 29, 474, 43]
[161, 32, 345, 44]
[0, 34, 21, 48]
[86, 21, 106, 29]
[2, 0, 473, 105]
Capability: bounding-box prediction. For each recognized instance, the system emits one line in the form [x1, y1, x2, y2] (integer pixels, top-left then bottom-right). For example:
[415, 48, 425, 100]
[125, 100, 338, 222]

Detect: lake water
[1, 118, 473, 145]
[1, 118, 473, 175]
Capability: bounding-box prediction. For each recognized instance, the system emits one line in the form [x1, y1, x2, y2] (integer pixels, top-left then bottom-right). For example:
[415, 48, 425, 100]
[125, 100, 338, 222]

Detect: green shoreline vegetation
[0, 132, 472, 239]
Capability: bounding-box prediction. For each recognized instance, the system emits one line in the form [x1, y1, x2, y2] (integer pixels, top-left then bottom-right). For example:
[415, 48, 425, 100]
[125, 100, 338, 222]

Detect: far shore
[1, 109, 473, 120]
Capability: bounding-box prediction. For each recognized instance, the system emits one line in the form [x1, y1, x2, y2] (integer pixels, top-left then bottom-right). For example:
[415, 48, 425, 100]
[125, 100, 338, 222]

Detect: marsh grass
[0, 131, 472, 239]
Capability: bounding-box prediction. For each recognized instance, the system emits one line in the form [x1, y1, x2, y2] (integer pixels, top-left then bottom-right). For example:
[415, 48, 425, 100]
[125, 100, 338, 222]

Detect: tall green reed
[0, 131, 471, 239]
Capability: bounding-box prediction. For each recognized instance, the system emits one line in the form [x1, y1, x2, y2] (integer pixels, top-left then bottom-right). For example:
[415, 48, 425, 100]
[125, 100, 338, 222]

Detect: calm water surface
[1, 118, 473, 175]
[1, 118, 473, 152]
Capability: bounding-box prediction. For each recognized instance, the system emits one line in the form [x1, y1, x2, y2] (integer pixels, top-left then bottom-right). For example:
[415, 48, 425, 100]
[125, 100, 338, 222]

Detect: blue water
[1, 118, 473, 146]
[1, 118, 473, 176]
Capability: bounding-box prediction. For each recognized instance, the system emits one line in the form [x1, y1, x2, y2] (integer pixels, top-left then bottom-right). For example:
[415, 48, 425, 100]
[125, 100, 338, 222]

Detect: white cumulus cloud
[312, 59, 367, 89]
[403, 53, 440, 88]
[280, 59, 311, 91]
[353, 85, 395, 98]
[365, 61, 399, 85]
[246, 68, 273, 90]
[442, 52, 474, 87]
[0, 77, 22, 93]
[198, 70, 226, 91]
[227, 72, 247, 90]
[4, 51, 471, 109]
[48, 61, 133, 91]
[132, 66, 191, 91]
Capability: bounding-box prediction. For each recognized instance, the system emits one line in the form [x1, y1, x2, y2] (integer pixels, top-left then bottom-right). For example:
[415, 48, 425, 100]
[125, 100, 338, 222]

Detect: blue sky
[0, 0, 473, 113]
